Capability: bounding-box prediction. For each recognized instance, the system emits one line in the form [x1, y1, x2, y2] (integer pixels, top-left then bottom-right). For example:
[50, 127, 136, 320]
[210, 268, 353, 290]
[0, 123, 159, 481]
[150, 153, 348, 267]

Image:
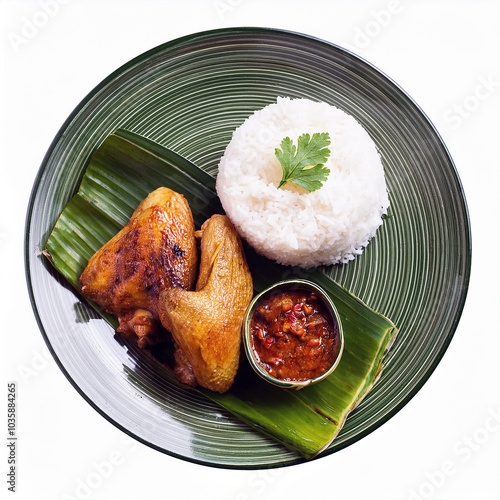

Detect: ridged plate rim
[24, 26, 471, 469]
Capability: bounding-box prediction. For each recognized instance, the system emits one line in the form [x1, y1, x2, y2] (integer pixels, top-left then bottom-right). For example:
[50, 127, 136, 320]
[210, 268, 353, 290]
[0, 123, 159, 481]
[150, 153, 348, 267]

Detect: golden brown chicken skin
[79, 187, 197, 348]
[159, 214, 254, 393]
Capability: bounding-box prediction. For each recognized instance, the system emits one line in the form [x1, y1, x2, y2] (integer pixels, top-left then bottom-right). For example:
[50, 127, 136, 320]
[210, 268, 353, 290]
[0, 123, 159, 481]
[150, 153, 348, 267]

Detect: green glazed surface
[25, 28, 470, 468]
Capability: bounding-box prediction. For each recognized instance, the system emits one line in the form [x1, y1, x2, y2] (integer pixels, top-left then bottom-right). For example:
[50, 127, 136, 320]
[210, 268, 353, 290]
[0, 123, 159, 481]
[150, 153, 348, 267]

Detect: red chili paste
[250, 289, 339, 382]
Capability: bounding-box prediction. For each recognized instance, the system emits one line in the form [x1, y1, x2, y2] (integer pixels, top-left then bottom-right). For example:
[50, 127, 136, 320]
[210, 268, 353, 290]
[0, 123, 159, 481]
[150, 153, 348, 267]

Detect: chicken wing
[159, 214, 253, 393]
[79, 187, 198, 348]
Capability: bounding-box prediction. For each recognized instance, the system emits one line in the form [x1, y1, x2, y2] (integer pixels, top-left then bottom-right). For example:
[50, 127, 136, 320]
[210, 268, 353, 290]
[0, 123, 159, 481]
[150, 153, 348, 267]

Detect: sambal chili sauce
[250, 289, 339, 382]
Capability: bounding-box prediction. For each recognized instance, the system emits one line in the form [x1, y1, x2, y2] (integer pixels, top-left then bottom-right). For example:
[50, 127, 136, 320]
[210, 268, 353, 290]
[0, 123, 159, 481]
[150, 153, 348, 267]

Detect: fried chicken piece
[79, 187, 197, 348]
[159, 214, 253, 393]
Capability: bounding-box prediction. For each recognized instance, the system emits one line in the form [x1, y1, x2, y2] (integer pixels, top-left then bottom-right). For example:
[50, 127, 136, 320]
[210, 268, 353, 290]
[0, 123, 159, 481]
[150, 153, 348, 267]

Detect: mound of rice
[216, 97, 389, 268]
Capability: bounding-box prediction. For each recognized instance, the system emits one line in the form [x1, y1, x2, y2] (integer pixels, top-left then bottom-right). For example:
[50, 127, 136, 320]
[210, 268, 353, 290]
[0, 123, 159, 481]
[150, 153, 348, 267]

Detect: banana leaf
[44, 129, 398, 458]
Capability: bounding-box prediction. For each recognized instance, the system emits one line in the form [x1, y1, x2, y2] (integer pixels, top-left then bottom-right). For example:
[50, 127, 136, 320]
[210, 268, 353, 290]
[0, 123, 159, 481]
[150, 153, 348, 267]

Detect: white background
[1, 1, 500, 499]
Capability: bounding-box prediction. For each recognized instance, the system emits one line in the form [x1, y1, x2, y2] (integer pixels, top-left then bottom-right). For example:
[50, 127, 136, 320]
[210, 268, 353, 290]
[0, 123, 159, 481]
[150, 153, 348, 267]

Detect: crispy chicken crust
[159, 215, 253, 393]
[79, 187, 197, 347]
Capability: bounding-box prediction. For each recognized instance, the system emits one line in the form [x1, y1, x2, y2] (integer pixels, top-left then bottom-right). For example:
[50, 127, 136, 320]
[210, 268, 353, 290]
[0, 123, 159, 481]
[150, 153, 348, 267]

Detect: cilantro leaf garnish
[275, 132, 331, 192]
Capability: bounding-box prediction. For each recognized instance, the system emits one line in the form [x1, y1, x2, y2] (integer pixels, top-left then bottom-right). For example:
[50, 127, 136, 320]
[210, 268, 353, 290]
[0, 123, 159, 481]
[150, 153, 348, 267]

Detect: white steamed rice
[216, 97, 389, 268]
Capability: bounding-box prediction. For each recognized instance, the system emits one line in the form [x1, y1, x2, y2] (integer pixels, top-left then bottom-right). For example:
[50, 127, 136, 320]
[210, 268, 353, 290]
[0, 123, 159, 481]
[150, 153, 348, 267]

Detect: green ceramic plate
[25, 27, 471, 468]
